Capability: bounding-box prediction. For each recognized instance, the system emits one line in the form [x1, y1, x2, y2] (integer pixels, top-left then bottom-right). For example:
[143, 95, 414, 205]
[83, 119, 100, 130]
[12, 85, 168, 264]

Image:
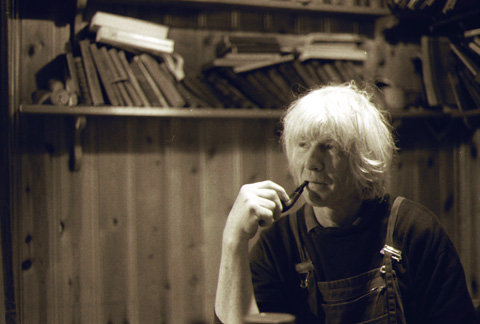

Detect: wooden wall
[16, 115, 294, 324]
[8, 4, 480, 324]
[13, 110, 480, 324]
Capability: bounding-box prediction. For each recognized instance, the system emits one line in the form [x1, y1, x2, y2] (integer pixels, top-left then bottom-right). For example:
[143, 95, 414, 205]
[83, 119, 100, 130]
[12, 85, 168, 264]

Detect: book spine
[65, 47, 80, 97]
[74, 56, 93, 105]
[131, 56, 169, 107]
[117, 50, 151, 107]
[96, 26, 174, 56]
[78, 39, 104, 105]
[90, 11, 169, 39]
[89, 43, 121, 106]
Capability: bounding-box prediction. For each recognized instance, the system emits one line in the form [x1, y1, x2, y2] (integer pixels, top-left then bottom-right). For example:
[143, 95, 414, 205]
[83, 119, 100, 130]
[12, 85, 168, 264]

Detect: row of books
[38, 10, 370, 110]
[420, 26, 480, 115]
[58, 38, 367, 110]
[387, 0, 476, 15]
[255, 0, 388, 8]
[448, 34, 480, 114]
[202, 57, 365, 109]
[63, 39, 236, 109]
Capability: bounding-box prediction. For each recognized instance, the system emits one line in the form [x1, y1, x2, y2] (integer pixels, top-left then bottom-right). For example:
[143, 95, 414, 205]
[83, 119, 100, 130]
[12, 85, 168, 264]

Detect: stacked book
[59, 11, 226, 108]
[445, 28, 480, 114]
[201, 33, 367, 109]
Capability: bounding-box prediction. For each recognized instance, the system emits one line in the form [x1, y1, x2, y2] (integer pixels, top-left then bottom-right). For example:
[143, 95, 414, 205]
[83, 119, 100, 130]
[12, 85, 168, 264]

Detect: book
[108, 48, 142, 107]
[212, 52, 285, 67]
[89, 42, 121, 106]
[468, 40, 480, 57]
[64, 45, 80, 97]
[117, 50, 151, 107]
[309, 60, 331, 84]
[73, 56, 93, 105]
[292, 60, 319, 88]
[90, 11, 169, 39]
[130, 56, 169, 107]
[214, 67, 278, 108]
[298, 43, 368, 61]
[464, 28, 480, 38]
[449, 42, 480, 83]
[138, 54, 186, 107]
[204, 70, 258, 108]
[233, 54, 295, 74]
[216, 34, 281, 57]
[96, 26, 174, 56]
[181, 75, 225, 108]
[247, 69, 287, 107]
[78, 39, 104, 105]
[100, 46, 134, 106]
[448, 70, 471, 113]
[322, 63, 343, 83]
[457, 65, 480, 108]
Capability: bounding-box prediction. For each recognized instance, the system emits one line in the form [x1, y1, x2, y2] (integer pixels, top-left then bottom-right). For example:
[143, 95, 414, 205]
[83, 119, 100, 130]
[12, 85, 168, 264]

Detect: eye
[298, 141, 310, 149]
[320, 143, 333, 151]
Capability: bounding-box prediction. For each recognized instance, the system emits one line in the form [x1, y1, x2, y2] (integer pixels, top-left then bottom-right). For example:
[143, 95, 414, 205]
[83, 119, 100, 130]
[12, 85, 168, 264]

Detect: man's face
[289, 136, 358, 209]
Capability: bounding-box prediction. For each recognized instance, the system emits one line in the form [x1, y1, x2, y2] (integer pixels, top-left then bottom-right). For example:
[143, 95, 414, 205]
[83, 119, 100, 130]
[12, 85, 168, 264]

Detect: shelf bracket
[69, 116, 86, 171]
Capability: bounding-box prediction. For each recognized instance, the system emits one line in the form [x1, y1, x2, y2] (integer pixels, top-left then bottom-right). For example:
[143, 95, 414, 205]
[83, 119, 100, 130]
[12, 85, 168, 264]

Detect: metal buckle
[380, 244, 402, 263]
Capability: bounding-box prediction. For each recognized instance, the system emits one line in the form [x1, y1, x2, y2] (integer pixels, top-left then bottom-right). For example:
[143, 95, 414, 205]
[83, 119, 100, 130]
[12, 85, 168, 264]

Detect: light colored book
[90, 11, 169, 39]
[298, 43, 367, 61]
[96, 26, 174, 56]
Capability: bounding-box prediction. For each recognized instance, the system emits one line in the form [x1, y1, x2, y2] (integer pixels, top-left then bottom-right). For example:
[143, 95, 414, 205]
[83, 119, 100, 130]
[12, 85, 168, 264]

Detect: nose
[305, 145, 325, 172]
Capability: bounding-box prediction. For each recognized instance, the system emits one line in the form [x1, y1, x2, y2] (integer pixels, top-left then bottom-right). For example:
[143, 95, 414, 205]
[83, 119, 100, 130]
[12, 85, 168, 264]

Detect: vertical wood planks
[165, 118, 205, 324]
[199, 119, 239, 323]
[127, 118, 169, 324]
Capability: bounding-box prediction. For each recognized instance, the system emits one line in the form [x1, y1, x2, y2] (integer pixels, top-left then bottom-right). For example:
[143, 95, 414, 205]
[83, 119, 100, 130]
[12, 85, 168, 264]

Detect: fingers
[225, 181, 289, 241]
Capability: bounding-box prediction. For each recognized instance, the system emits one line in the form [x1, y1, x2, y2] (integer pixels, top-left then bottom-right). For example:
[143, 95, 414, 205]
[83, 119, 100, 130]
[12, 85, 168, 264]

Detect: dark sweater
[250, 196, 478, 323]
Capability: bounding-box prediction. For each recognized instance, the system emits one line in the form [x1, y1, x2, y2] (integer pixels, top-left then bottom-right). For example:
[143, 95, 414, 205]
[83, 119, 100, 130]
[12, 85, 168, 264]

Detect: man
[215, 83, 478, 324]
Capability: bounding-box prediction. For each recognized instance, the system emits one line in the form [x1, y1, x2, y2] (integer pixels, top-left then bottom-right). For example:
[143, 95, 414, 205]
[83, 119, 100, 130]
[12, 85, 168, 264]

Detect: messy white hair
[281, 82, 397, 200]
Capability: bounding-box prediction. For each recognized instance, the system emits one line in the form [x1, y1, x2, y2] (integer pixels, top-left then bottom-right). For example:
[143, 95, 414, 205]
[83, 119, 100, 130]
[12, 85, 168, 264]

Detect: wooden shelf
[20, 104, 480, 120]
[89, 0, 391, 16]
[19, 104, 286, 119]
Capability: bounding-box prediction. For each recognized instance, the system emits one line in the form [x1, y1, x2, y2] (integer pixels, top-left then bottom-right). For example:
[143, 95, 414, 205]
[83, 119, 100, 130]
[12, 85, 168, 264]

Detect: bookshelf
[89, 0, 391, 16]
[7, 2, 480, 324]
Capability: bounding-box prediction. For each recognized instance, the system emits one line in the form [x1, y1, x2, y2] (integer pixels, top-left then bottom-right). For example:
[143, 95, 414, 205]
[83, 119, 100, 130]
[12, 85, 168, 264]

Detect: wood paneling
[9, 6, 480, 324]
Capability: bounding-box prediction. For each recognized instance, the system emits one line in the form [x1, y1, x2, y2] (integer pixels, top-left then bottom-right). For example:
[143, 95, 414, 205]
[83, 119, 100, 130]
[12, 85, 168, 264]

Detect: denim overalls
[290, 197, 406, 324]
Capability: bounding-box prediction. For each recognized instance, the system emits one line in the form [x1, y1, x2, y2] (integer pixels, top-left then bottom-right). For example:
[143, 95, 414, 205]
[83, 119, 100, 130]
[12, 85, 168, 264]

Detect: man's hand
[223, 180, 290, 243]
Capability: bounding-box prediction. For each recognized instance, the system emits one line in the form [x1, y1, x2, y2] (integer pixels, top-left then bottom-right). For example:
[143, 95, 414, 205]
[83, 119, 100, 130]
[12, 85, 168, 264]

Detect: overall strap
[289, 210, 318, 315]
[383, 196, 405, 324]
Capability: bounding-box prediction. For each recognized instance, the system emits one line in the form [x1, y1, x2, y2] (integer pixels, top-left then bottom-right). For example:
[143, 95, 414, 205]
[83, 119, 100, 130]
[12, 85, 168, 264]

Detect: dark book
[266, 65, 296, 102]
[214, 67, 275, 108]
[73, 56, 93, 105]
[64, 44, 80, 97]
[181, 75, 226, 108]
[310, 60, 331, 84]
[216, 34, 281, 57]
[448, 70, 471, 113]
[139, 54, 186, 107]
[243, 70, 285, 108]
[457, 63, 480, 108]
[277, 62, 309, 94]
[89, 43, 121, 106]
[450, 42, 480, 83]
[323, 62, 344, 83]
[421, 36, 456, 107]
[204, 69, 257, 108]
[108, 48, 142, 107]
[334, 61, 356, 83]
[78, 39, 104, 105]
[301, 60, 323, 86]
[130, 56, 169, 107]
[117, 50, 150, 107]
[292, 60, 318, 88]
[343, 61, 363, 84]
